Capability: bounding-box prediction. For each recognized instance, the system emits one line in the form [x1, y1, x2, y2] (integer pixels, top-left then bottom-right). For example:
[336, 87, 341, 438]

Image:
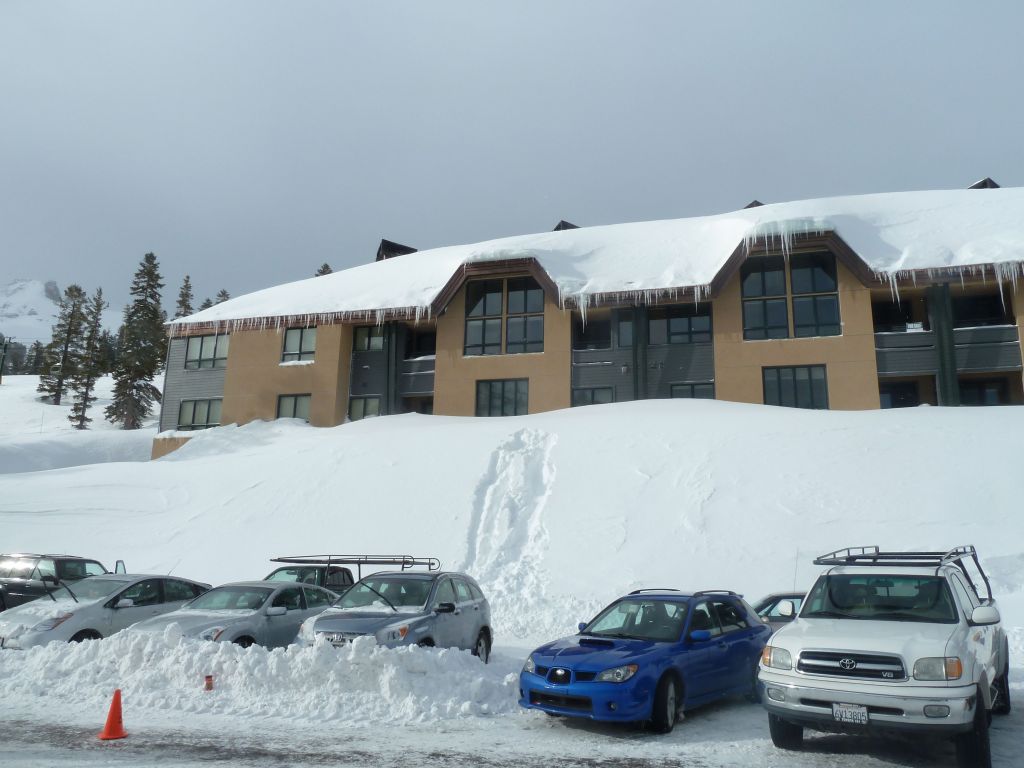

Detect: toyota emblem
[839, 658, 857, 670]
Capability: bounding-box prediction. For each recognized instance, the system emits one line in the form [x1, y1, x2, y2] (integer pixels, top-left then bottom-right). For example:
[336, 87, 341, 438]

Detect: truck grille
[798, 651, 906, 681]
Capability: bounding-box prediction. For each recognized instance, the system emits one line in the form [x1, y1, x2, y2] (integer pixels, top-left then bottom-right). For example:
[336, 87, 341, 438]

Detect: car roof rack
[814, 546, 993, 603]
[269, 555, 441, 580]
[692, 589, 743, 598]
[628, 588, 681, 595]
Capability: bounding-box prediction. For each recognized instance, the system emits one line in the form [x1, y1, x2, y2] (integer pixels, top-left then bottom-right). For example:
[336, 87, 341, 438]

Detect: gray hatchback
[298, 571, 492, 662]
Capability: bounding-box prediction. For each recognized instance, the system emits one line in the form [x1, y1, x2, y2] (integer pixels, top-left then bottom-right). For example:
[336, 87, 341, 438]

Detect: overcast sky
[2, 1, 1023, 313]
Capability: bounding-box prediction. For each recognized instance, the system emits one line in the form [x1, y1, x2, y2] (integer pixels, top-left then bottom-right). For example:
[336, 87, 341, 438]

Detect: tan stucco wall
[433, 276, 572, 415]
[221, 324, 352, 427]
[151, 436, 192, 459]
[712, 258, 881, 409]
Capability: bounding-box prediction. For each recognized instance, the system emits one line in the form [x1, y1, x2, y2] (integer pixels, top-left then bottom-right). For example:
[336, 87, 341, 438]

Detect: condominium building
[153, 185, 1024, 458]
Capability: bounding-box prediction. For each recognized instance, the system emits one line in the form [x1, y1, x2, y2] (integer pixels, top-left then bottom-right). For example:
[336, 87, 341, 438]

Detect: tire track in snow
[458, 428, 558, 640]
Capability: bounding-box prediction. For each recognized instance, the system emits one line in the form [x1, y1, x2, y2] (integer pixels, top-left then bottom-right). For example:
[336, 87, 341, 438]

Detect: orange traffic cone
[98, 688, 127, 740]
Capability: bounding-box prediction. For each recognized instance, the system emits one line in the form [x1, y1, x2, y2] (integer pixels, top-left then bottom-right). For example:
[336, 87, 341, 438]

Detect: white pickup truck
[759, 546, 1010, 768]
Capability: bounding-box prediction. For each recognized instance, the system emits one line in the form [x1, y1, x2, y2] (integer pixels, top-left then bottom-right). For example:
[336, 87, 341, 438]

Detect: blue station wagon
[519, 589, 770, 732]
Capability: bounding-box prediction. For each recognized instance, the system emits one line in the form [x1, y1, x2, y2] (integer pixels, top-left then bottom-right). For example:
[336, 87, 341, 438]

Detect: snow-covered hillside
[1, 401, 1021, 766]
[0, 375, 156, 473]
[0, 279, 61, 344]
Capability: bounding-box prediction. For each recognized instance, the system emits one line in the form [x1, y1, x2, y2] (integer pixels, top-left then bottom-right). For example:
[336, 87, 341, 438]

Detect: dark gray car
[0, 553, 109, 612]
[298, 571, 492, 662]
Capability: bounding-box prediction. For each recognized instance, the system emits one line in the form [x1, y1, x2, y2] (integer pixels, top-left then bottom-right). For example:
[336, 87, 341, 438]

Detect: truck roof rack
[270, 555, 441, 580]
[814, 546, 992, 603]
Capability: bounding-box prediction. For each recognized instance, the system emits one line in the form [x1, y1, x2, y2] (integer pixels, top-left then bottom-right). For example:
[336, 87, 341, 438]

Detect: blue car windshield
[583, 599, 688, 642]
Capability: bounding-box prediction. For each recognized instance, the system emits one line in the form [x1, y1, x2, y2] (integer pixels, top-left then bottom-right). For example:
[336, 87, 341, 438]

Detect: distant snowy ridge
[171, 187, 1024, 331]
[0, 278, 60, 344]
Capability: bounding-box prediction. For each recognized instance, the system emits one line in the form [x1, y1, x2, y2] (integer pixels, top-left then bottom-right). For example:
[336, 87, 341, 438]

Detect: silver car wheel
[475, 634, 489, 663]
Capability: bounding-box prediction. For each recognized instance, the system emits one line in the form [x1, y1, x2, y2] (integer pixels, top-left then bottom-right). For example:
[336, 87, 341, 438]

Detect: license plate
[832, 702, 868, 725]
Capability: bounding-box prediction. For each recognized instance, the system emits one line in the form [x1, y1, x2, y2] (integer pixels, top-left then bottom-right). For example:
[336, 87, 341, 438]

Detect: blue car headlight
[523, 655, 536, 674]
[596, 664, 638, 683]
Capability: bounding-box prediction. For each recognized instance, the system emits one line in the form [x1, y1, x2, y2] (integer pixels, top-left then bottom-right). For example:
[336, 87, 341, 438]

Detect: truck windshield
[802, 575, 958, 623]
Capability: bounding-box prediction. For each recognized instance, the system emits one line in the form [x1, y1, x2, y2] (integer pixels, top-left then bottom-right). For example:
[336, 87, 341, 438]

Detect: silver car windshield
[802, 575, 958, 623]
[336, 578, 432, 611]
[187, 587, 273, 611]
[66, 578, 131, 600]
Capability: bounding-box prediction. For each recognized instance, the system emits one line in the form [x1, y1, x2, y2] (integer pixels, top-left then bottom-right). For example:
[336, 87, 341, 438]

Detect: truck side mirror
[778, 600, 795, 618]
[969, 605, 1000, 626]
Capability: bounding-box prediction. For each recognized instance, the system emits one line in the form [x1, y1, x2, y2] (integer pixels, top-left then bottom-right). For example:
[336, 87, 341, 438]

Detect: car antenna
[791, 548, 800, 592]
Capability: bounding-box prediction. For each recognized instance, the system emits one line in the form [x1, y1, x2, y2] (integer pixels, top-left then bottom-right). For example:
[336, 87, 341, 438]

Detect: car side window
[949, 574, 979, 616]
[122, 579, 162, 606]
[689, 602, 722, 637]
[34, 558, 57, 581]
[272, 587, 305, 611]
[163, 579, 197, 602]
[454, 579, 473, 603]
[467, 581, 484, 601]
[434, 579, 458, 607]
[85, 561, 107, 577]
[762, 596, 803, 618]
[10, 558, 37, 579]
[326, 567, 353, 588]
[712, 601, 749, 633]
[304, 587, 333, 608]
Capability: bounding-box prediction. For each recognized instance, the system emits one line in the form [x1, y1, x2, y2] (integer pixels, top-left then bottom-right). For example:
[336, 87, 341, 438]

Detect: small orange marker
[98, 688, 127, 740]
[204, 674, 214, 691]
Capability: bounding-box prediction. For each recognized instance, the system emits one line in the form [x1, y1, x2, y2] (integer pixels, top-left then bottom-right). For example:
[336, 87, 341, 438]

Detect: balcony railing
[876, 324, 1021, 376]
[399, 355, 435, 396]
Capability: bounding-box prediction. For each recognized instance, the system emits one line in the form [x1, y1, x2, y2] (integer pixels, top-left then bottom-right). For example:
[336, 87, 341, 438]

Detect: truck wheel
[993, 646, 1011, 715]
[768, 714, 803, 750]
[650, 676, 679, 734]
[745, 662, 761, 703]
[955, 687, 992, 768]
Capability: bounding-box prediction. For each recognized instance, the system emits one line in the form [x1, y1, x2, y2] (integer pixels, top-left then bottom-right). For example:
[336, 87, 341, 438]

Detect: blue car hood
[532, 635, 663, 669]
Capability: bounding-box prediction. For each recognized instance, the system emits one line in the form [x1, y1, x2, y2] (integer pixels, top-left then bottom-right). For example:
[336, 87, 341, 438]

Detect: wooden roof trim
[429, 258, 561, 315]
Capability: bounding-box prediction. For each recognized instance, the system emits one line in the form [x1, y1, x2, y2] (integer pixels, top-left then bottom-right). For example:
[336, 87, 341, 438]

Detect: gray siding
[876, 326, 1021, 376]
[159, 337, 226, 432]
[572, 348, 635, 401]
[349, 349, 388, 397]
[646, 343, 715, 398]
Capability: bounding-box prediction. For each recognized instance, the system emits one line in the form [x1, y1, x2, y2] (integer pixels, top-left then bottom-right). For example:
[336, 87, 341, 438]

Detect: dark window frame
[648, 304, 713, 345]
[572, 315, 612, 351]
[505, 277, 544, 354]
[475, 378, 529, 417]
[282, 326, 317, 362]
[670, 382, 715, 400]
[177, 398, 223, 431]
[762, 365, 829, 410]
[616, 309, 634, 348]
[184, 333, 230, 369]
[465, 277, 545, 356]
[741, 251, 842, 340]
[571, 387, 614, 407]
[348, 395, 381, 421]
[277, 393, 312, 421]
[353, 326, 385, 352]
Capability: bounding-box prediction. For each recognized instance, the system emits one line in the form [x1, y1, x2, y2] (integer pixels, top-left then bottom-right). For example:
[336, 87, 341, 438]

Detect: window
[670, 383, 715, 399]
[282, 327, 316, 362]
[454, 580, 473, 602]
[951, 294, 1013, 328]
[879, 381, 920, 409]
[763, 366, 828, 409]
[121, 579, 162, 606]
[688, 602, 722, 637]
[959, 379, 1008, 406]
[354, 326, 385, 352]
[465, 277, 545, 355]
[617, 310, 634, 347]
[272, 587, 305, 610]
[465, 280, 503, 356]
[572, 315, 611, 350]
[348, 396, 381, 421]
[742, 256, 788, 340]
[178, 399, 222, 430]
[405, 327, 436, 358]
[35, 558, 56, 581]
[184, 334, 229, 369]
[304, 587, 333, 608]
[711, 601, 749, 633]
[164, 579, 198, 602]
[476, 379, 528, 416]
[571, 387, 613, 407]
[506, 277, 544, 354]
[791, 252, 840, 337]
[648, 304, 712, 345]
[277, 394, 311, 420]
[434, 579, 458, 606]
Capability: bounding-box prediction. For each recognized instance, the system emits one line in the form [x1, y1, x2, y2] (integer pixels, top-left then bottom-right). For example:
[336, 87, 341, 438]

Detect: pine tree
[37, 284, 87, 405]
[96, 329, 118, 373]
[106, 253, 166, 429]
[199, 297, 214, 310]
[175, 275, 195, 318]
[68, 288, 107, 429]
[215, 289, 231, 304]
[26, 341, 45, 374]
[315, 263, 333, 276]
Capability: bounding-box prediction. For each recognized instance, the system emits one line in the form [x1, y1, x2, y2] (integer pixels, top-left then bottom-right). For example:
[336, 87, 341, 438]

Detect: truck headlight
[378, 625, 409, 643]
[914, 657, 962, 681]
[31, 612, 75, 632]
[761, 646, 793, 670]
[523, 655, 536, 674]
[596, 664, 638, 683]
[199, 626, 225, 642]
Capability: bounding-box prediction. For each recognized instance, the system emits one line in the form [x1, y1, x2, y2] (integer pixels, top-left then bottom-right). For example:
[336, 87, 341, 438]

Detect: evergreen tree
[26, 341, 45, 374]
[175, 275, 195, 318]
[68, 288, 107, 429]
[106, 253, 166, 429]
[96, 329, 118, 373]
[215, 289, 231, 304]
[199, 297, 214, 310]
[315, 263, 333, 276]
[37, 284, 87, 405]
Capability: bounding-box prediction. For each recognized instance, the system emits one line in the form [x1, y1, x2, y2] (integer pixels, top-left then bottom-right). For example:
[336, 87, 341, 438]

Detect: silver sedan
[0, 574, 210, 649]
[128, 581, 337, 648]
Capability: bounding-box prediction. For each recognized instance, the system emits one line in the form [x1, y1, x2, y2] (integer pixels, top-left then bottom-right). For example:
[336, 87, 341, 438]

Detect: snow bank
[0, 375, 156, 473]
[0, 632, 518, 725]
[172, 187, 1024, 327]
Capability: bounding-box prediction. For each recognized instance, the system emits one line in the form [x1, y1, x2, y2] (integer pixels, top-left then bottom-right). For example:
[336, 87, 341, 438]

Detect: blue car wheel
[651, 676, 679, 734]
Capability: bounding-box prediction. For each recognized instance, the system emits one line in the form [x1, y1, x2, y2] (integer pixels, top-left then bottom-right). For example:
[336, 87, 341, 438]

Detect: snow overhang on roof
[169, 187, 1024, 334]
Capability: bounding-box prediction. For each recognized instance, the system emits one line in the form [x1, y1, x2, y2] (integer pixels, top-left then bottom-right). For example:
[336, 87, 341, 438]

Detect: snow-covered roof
[171, 187, 1024, 332]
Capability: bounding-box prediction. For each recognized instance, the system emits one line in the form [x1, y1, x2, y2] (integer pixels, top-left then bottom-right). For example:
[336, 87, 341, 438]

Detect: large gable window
[506, 277, 544, 354]
[742, 251, 842, 340]
[791, 252, 840, 337]
[465, 280, 503, 356]
[742, 257, 789, 340]
[465, 277, 545, 356]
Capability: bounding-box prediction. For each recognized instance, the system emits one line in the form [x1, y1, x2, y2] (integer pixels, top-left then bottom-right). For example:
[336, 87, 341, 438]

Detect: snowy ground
[2, 400, 1022, 766]
[0, 374, 156, 473]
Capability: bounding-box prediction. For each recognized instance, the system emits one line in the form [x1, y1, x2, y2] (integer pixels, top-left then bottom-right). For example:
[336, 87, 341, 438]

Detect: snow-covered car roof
[169, 187, 1024, 333]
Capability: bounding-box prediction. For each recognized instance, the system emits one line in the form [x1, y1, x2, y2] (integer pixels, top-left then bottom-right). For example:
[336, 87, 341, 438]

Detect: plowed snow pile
[1, 399, 1022, 728]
